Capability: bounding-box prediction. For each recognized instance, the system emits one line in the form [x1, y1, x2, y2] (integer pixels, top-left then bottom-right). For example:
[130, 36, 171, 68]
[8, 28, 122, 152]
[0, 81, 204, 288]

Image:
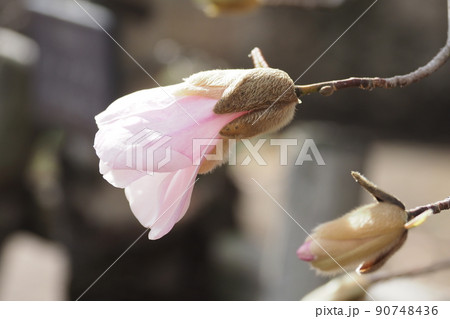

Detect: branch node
[319, 85, 334, 96]
[295, 0, 450, 97]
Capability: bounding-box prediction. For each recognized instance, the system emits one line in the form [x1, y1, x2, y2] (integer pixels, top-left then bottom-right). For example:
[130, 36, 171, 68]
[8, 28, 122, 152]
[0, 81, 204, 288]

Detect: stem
[407, 197, 450, 219]
[295, 0, 450, 96]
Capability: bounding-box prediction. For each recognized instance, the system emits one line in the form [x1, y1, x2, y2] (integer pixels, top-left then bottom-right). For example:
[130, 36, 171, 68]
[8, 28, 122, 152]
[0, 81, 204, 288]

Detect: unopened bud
[184, 68, 299, 139]
[195, 0, 261, 17]
[298, 172, 408, 275]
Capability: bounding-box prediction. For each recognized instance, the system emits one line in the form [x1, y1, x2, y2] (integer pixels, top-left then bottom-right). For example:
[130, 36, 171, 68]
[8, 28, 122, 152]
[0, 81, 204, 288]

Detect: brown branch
[403, 196, 450, 229]
[407, 197, 450, 219]
[295, 0, 450, 97]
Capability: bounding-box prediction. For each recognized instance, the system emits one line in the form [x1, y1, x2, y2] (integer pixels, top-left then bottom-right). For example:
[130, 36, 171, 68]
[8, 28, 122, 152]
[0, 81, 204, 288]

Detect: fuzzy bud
[298, 202, 408, 274]
[195, 0, 261, 17]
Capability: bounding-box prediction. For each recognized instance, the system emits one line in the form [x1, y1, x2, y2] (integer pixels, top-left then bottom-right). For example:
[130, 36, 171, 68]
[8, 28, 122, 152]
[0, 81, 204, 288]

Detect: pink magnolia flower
[94, 68, 298, 239]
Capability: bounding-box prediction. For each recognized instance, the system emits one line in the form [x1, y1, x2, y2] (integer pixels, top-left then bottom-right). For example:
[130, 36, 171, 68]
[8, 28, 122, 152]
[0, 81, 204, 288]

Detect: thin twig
[407, 197, 450, 219]
[294, 0, 450, 96]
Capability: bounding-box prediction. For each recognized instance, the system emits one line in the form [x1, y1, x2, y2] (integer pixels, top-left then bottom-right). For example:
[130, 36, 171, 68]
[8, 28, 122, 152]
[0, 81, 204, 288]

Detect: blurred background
[0, 0, 449, 300]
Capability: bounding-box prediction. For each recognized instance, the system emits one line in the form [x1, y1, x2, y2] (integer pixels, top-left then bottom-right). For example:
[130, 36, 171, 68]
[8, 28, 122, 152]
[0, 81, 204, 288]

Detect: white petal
[124, 165, 199, 239]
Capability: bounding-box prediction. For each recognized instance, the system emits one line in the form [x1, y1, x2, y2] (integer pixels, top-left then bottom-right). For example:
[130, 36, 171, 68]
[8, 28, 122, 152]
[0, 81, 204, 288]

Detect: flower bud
[298, 201, 408, 274]
[184, 68, 299, 140]
[195, 0, 261, 17]
[94, 67, 298, 239]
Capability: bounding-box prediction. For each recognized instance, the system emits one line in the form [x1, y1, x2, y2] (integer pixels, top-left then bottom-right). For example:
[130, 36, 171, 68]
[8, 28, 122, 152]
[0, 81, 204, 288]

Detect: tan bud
[297, 202, 407, 274]
[298, 202, 408, 275]
[183, 68, 299, 139]
[195, 0, 261, 17]
[298, 172, 409, 275]
[179, 68, 299, 173]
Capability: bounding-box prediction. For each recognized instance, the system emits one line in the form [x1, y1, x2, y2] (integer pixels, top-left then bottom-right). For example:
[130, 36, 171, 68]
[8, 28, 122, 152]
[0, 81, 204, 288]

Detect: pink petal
[297, 240, 316, 261]
[94, 85, 244, 177]
[95, 85, 182, 127]
[124, 165, 199, 240]
[94, 83, 248, 239]
[99, 160, 146, 188]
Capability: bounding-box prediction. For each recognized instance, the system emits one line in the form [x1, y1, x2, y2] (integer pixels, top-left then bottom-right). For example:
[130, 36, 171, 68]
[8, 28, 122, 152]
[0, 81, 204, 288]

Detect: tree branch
[407, 197, 450, 219]
[404, 196, 450, 229]
[293, 0, 450, 96]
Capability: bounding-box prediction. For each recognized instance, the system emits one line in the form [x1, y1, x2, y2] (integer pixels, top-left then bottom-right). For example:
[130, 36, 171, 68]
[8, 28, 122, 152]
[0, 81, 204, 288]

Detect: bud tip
[297, 240, 316, 261]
